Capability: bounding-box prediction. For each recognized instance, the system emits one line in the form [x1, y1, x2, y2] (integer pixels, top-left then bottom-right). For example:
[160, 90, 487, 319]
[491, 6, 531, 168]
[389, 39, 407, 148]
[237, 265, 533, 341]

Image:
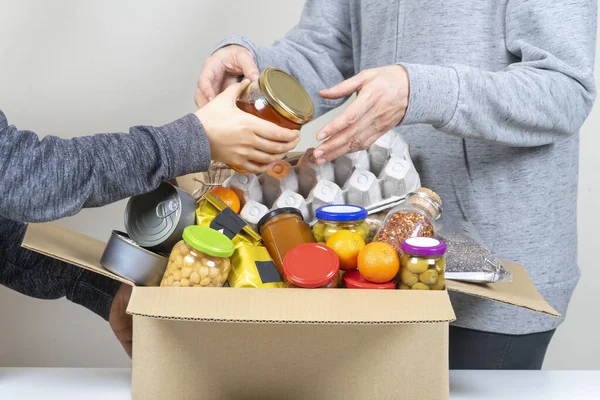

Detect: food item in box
[225, 172, 263, 206]
[374, 188, 442, 254]
[231, 67, 314, 173]
[313, 204, 370, 243]
[380, 157, 420, 199]
[342, 270, 396, 289]
[160, 226, 235, 287]
[195, 193, 262, 248]
[325, 230, 365, 271]
[125, 181, 197, 255]
[334, 150, 370, 186]
[228, 244, 286, 288]
[357, 242, 400, 284]
[208, 186, 241, 214]
[297, 148, 335, 197]
[272, 189, 311, 221]
[257, 208, 316, 275]
[437, 220, 512, 283]
[368, 131, 396, 177]
[239, 200, 269, 232]
[399, 237, 447, 290]
[343, 167, 383, 208]
[262, 160, 299, 208]
[282, 243, 340, 288]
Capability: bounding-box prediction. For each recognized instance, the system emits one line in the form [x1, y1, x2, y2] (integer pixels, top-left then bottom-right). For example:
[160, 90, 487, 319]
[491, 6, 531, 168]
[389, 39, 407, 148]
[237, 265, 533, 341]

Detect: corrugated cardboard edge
[22, 223, 134, 286]
[126, 287, 457, 324]
[446, 261, 561, 317]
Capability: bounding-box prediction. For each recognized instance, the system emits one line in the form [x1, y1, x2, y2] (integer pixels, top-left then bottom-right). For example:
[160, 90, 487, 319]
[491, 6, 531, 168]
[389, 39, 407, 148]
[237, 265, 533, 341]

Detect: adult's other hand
[313, 65, 410, 164]
[109, 283, 133, 358]
[195, 45, 259, 108]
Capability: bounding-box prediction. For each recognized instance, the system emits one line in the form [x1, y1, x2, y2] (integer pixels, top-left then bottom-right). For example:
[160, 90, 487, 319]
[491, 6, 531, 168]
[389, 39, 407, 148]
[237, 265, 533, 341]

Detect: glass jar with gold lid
[231, 67, 314, 173]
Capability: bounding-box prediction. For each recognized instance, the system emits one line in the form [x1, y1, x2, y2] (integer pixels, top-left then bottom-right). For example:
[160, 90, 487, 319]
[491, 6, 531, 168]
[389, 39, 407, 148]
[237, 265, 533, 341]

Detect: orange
[208, 186, 241, 214]
[358, 242, 400, 283]
[326, 230, 366, 271]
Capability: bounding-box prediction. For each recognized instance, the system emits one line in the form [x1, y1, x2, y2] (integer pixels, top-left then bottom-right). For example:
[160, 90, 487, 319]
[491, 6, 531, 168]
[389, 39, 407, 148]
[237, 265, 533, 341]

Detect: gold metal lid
[259, 67, 314, 125]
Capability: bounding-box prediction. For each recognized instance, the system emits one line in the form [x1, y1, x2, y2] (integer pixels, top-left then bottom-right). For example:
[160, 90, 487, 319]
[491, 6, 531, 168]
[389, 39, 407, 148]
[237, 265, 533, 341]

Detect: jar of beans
[374, 188, 442, 255]
[160, 226, 235, 288]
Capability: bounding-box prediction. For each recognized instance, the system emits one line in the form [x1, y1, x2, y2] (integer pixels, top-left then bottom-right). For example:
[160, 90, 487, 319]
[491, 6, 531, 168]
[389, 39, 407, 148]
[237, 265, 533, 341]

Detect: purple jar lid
[401, 237, 447, 257]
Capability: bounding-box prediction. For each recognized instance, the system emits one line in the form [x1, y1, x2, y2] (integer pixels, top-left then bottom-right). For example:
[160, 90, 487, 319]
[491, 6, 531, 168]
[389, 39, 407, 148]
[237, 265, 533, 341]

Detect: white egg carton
[225, 131, 421, 229]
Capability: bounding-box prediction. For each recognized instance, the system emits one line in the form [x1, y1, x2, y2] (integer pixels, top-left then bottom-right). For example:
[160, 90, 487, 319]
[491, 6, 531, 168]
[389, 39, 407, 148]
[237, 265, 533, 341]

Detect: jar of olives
[160, 226, 235, 288]
[399, 237, 447, 290]
[313, 205, 369, 243]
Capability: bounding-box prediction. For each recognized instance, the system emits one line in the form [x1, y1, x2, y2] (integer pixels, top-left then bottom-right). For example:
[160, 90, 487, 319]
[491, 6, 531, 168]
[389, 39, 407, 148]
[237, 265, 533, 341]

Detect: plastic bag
[437, 220, 512, 283]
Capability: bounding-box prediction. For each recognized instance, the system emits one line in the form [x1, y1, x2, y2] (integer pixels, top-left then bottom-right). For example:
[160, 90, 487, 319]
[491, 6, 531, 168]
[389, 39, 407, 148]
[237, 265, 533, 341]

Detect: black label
[255, 261, 283, 284]
[210, 208, 247, 240]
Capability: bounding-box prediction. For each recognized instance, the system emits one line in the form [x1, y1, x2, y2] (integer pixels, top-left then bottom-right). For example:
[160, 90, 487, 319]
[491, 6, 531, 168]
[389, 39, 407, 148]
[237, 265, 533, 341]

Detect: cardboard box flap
[127, 287, 457, 324]
[21, 223, 134, 286]
[446, 261, 560, 317]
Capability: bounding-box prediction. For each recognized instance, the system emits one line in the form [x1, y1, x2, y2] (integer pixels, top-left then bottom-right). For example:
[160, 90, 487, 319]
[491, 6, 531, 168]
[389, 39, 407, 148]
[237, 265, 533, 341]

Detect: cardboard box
[22, 223, 559, 400]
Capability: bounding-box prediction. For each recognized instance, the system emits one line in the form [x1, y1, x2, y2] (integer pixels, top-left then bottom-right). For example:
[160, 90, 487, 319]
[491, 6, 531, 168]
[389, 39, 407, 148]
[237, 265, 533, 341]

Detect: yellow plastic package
[195, 193, 285, 288]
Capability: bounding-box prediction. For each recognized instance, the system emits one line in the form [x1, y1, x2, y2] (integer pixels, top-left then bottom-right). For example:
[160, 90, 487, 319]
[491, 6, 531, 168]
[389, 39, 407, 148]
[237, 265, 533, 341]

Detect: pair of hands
[195, 45, 411, 165]
[107, 46, 411, 357]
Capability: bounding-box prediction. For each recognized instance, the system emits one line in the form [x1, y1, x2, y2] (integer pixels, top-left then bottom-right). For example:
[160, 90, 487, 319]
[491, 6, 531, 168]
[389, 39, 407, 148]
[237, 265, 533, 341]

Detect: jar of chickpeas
[399, 237, 447, 290]
[160, 226, 235, 288]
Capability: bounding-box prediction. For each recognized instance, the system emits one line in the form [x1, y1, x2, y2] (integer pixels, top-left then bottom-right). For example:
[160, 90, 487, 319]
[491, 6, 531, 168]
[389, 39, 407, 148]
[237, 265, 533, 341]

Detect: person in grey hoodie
[196, 0, 597, 369]
[1, 80, 300, 356]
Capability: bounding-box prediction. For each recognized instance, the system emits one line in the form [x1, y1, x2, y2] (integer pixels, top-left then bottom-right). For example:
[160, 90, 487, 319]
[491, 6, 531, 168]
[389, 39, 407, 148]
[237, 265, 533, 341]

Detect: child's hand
[195, 80, 300, 174]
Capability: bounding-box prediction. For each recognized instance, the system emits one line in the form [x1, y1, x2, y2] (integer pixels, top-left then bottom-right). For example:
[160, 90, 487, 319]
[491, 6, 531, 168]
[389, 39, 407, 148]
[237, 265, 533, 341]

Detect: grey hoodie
[217, 0, 597, 334]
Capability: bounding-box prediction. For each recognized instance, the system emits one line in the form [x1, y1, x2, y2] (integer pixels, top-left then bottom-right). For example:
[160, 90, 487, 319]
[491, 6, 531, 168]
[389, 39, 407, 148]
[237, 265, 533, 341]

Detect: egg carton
[224, 131, 421, 230]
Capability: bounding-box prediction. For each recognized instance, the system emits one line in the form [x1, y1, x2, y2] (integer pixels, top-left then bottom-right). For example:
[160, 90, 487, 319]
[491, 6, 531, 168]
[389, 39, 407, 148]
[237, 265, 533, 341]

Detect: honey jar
[231, 67, 314, 173]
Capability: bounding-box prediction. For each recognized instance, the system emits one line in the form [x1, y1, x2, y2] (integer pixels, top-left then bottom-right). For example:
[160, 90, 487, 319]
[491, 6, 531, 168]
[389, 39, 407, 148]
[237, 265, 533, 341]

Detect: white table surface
[1, 368, 599, 399]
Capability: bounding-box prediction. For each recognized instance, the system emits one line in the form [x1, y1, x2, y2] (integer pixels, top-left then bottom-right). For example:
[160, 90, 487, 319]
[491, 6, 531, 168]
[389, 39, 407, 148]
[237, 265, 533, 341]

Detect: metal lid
[256, 207, 303, 233]
[283, 243, 339, 288]
[125, 182, 183, 248]
[342, 270, 396, 289]
[259, 67, 314, 125]
[401, 237, 447, 257]
[315, 205, 368, 222]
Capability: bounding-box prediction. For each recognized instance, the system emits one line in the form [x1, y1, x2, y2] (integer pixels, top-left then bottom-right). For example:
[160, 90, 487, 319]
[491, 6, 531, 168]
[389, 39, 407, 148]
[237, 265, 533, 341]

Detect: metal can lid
[259, 67, 314, 125]
[401, 237, 447, 257]
[315, 204, 368, 222]
[125, 182, 182, 248]
[282, 243, 339, 288]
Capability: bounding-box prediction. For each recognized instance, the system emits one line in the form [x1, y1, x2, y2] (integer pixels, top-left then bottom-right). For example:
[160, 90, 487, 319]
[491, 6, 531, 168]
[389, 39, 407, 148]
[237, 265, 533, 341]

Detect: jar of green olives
[399, 237, 447, 290]
[313, 205, 370, 243]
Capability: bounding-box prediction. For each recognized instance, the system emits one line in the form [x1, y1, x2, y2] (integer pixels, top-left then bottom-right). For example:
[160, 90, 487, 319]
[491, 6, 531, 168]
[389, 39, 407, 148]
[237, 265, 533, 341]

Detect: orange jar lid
[283, 243, 339, 288]
[342, 270, 397, 289]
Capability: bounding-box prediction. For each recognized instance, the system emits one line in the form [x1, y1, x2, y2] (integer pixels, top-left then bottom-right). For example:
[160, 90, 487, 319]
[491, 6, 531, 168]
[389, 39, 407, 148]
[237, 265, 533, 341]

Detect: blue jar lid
[315, 205, 368, 222]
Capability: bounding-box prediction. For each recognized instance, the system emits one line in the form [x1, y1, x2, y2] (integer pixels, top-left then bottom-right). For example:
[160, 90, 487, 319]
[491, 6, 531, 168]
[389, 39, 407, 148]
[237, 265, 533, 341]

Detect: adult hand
[195, 80, 300, 174]
[195, 45, 259, 108]
[109, 283, 133, 358]
[313, 65, 410, 165]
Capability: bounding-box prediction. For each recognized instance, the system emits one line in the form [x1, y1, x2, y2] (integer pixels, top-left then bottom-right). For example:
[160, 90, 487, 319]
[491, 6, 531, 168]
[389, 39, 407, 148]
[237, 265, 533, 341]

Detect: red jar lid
[342, 270, 397, 289]
[283, 243, 340, 288]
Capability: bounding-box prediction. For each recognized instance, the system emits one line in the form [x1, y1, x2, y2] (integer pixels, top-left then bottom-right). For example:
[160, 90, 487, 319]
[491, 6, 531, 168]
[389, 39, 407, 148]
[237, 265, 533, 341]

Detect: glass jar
[374, 187, 442, 255]
[313, 205, 370, 243]
[342, 270, 396, 289]
[282, 243, 340, 288]
[399, 237, 447, 290]
[160, 225, 235, 287]
[231, 67, 314, 173]
[257, 208, 316, 275]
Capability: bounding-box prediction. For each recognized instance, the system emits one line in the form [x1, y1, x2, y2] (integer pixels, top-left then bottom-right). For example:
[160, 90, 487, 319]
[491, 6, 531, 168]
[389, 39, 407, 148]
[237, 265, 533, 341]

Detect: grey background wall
[0, 0, 598, 369]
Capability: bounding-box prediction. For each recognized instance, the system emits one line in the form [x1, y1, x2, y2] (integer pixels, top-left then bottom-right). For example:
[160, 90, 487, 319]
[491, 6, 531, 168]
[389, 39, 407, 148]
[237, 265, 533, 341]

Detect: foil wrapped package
[437, 221, 512, 283]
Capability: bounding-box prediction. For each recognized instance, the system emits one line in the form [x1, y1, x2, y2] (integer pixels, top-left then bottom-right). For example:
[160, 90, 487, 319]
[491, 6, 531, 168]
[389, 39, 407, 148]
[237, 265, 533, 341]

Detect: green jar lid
[182, 226, 235, 258]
